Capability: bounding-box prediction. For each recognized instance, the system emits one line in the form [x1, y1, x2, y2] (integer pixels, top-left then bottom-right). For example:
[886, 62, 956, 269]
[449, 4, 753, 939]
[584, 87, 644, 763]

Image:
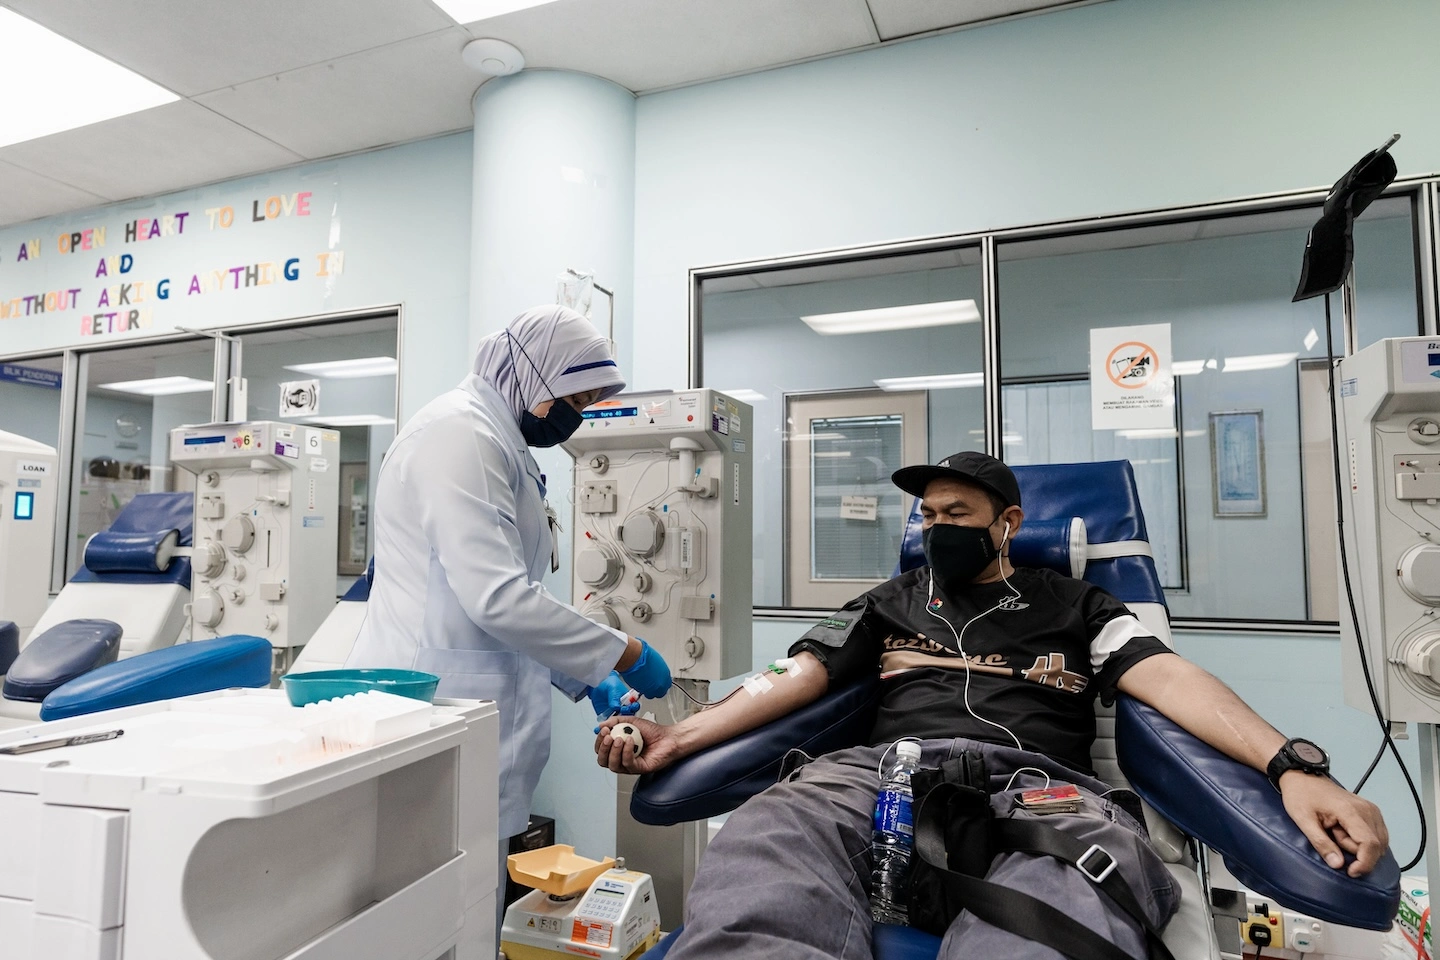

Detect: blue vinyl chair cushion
[342, 557, 375, 602]
[84, 529, 179, 574]
[0, 620, 18, 675]
[70, 492, 194, 586]
[1116, 694, 1400, 930]
[3, 619, 122, 702]
[41, 635, 273, 720]
[631, 676, 883, 826]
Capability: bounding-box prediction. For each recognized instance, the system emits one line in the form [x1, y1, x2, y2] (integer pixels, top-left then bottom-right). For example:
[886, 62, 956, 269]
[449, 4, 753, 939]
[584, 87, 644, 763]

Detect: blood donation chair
[291, 557, 373, 671]
[0, 492, 194, 721]
[633, 460, 1401, 960]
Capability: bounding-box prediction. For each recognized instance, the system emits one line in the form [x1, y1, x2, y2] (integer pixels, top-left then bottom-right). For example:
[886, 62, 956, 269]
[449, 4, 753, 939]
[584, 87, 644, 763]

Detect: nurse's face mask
[508, 333, 586, 448]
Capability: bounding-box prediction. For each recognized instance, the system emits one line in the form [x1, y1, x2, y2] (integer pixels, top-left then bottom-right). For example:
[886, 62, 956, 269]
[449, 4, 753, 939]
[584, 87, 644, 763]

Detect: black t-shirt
[788, 566, 1172, 776]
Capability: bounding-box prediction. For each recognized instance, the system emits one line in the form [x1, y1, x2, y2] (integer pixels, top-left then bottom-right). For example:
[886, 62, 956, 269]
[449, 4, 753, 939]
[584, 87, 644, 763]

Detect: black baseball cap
[891, 451, 1021, 508]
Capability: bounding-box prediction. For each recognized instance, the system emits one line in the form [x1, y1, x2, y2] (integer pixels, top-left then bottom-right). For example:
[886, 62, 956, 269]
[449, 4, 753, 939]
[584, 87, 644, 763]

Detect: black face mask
[520, 399, 583, 448]
[923, 520, 1001, 598]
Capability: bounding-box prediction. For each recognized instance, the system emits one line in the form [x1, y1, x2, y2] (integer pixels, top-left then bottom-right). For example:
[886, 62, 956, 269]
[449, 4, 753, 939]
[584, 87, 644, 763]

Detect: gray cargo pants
[664, 739, 1180, 960]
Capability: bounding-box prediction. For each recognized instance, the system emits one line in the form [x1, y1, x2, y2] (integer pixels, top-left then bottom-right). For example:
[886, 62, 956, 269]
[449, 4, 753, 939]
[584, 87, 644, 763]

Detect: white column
[470, 70, 636, 355]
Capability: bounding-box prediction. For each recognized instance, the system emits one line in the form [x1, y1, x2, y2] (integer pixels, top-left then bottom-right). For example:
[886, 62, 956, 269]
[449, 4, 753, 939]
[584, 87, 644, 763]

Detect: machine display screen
[13, 491, 33, 520]
[583, 407, 639, 420]
[1429, 354, 1440, 367]
[183, 435, 226, 446]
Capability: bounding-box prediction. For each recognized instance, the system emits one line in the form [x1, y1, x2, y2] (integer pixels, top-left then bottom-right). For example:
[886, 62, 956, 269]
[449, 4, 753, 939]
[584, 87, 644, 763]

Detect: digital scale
[500, 846, 662, 960]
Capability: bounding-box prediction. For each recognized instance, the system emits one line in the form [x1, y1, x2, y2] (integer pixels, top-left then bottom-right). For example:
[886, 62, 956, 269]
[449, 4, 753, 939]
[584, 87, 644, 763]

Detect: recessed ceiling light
[802, 300, 980, 336]
[874, 372, 984, 391]
[0, 9, 178, 149]
[284, 357, 397, 379]
[98, 376, 212, 396]
[1223, 352, 1299, 373]
[435, 0, 559, 24]
[301, 414, 397, 427]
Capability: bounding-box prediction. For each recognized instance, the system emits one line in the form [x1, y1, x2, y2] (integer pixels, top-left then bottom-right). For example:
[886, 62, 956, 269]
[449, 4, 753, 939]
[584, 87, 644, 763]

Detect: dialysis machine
[0, 431, 58, 645]
[561, 389, 753, 927]
[169, 422, 339, 674]
[563, 390, 753, 685]
[1337, 336, 1440, 888]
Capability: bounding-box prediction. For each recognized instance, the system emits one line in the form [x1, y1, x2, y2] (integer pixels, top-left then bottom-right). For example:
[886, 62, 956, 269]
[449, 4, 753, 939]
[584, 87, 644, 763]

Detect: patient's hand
[595, 716, 678, 775]
[1280, 772, 1390, 877]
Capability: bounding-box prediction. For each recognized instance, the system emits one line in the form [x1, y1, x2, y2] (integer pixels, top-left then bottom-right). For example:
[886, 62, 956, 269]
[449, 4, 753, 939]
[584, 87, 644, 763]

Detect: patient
[596, 452, 1389, 960]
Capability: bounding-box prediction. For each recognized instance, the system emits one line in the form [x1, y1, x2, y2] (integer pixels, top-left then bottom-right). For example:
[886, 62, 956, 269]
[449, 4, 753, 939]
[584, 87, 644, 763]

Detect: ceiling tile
[0, 161, 108, 229]
[465, 0, 880, 92]
[1, 0, 455, 95]
[864, 0, 1089, 41]
[195, 28, 481, 160]
[0, 101, 303, 202]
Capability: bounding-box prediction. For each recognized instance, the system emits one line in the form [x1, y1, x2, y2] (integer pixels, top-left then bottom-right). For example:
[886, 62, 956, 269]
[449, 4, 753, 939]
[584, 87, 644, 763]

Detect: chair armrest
[630, 676, 882, 826]
[1115, 694, 1400, 930]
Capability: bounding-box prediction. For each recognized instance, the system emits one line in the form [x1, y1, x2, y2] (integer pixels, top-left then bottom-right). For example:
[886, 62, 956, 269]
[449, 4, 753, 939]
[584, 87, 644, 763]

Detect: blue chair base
[641, 923, 943, 960]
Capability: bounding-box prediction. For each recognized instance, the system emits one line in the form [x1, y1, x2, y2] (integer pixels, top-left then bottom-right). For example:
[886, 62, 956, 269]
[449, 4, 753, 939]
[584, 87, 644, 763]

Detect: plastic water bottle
[870, 740, 922, 925]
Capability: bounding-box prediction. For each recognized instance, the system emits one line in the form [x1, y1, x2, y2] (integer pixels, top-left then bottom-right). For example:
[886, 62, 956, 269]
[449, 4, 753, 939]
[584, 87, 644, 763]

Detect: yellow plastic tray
[507, 844, 616, 897]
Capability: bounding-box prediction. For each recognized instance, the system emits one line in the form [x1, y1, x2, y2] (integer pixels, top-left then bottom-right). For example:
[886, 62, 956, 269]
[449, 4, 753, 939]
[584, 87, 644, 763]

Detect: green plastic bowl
[280, 669, 440, 706]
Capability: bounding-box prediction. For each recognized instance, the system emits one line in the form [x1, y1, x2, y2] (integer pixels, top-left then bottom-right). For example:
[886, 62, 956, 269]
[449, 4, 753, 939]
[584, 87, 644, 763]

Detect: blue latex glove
[588, 671, 642, 721]
[618, 639, 672, 699]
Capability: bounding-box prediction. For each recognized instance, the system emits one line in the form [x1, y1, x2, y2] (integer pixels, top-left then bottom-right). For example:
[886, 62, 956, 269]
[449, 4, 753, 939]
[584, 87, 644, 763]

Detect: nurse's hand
[587, 672, 641, 720]
[618, 639, 672, 699]
[595, 716, 678, 775]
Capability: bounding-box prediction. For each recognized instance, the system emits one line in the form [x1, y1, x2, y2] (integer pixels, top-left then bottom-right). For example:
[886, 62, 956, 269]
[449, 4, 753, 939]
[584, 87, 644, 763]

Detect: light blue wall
[0, 133, 475, 424]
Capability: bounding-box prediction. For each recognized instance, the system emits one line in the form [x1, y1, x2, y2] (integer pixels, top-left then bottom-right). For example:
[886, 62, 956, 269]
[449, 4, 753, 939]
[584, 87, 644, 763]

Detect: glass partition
[235, 314, 399, 587]
[69, 339, 216, 577]
[699, 245, 986, 606]
[997, 196, 1420, 621]
[0, 354, 65, 449]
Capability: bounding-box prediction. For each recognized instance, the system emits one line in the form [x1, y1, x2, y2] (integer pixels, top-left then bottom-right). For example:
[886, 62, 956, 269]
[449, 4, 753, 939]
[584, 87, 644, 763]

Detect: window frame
[691, 181, 1440, 628]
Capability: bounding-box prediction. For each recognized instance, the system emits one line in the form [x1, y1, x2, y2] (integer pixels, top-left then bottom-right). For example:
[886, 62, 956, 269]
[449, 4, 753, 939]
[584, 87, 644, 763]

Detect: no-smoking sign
[1106, 341, 1159, 389]
[1090, 323, 1174, 431]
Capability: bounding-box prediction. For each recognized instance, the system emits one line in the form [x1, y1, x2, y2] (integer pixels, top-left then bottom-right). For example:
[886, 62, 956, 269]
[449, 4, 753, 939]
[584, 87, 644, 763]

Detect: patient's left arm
[1117, 653, 1390, 877]
[594, 651, 829, 776]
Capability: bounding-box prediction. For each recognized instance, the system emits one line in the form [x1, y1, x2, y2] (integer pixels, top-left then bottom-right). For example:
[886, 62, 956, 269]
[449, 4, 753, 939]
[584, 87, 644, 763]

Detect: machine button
[221, 515, 255, 554]
[193, 590, 225, 628]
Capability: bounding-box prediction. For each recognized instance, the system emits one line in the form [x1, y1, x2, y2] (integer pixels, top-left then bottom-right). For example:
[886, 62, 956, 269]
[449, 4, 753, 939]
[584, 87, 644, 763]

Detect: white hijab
[471, 305, 627, 422]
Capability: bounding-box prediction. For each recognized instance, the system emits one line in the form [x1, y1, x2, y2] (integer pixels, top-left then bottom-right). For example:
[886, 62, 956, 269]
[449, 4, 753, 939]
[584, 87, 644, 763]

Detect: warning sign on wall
[1089, 323, 1174, 431]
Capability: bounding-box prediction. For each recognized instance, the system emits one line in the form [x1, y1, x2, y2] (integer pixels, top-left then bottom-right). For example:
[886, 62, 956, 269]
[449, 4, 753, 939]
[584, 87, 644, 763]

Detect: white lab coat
[347, 373, 627, 837]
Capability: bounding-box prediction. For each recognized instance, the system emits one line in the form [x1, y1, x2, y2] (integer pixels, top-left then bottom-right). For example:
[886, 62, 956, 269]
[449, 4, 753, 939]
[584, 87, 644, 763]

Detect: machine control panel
[170, 421, 338, 654]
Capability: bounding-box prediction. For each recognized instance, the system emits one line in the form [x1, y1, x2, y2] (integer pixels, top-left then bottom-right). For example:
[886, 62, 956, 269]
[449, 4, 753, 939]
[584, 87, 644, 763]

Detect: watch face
[1292, 740, 1326, 765]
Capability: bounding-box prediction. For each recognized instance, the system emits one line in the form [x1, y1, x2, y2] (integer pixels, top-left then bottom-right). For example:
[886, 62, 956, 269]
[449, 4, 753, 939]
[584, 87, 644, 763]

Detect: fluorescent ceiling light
[802, 300, 980, 336]
[716, 388, 766, 403]
[301, 415, 397, 427]
[1172, 360, 1205, 376]
[1117, 428, 1178, 440]
[1002, 433, 1024, 445]
[98, 376, 212, 396]
[1304, 329, 1320, 351]
[0, 9, 178, 149]
[1223, 352, 1298, 373]
[432, 0, 559, 23]
[874, 372, 984, 391]
[790, 433, 847, 442]
[814, 451, 852, 459]
[284, 357, 397, 379]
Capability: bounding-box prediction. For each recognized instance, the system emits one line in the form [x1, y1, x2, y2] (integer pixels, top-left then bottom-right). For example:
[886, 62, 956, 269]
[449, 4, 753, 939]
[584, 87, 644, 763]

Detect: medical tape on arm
[741, 673, 775, 697]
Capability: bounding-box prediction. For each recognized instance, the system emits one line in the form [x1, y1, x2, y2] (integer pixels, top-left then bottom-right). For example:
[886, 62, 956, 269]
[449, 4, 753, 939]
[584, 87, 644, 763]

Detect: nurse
[346, 304, 672, 846]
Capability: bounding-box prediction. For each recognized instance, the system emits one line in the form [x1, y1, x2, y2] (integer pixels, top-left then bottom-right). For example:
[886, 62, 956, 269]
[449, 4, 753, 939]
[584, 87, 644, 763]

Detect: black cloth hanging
[1293, 142, 1399, 302]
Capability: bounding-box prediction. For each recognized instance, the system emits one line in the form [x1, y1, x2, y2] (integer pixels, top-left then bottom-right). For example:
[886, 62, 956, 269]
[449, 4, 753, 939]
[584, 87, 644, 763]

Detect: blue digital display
[1429, 354, 1440, 367]
[13, 491, 34, 521]
[582, 406, 639, 420]
[183, 435, 225, 445]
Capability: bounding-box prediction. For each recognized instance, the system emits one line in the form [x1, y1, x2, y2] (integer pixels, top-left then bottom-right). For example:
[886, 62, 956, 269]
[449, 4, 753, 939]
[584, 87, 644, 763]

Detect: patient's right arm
[594, 651, 829, 775]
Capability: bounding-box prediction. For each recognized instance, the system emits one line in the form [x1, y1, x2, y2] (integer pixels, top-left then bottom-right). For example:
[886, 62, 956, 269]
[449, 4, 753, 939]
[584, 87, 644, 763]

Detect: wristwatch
[1266, 738, 1330, 789]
